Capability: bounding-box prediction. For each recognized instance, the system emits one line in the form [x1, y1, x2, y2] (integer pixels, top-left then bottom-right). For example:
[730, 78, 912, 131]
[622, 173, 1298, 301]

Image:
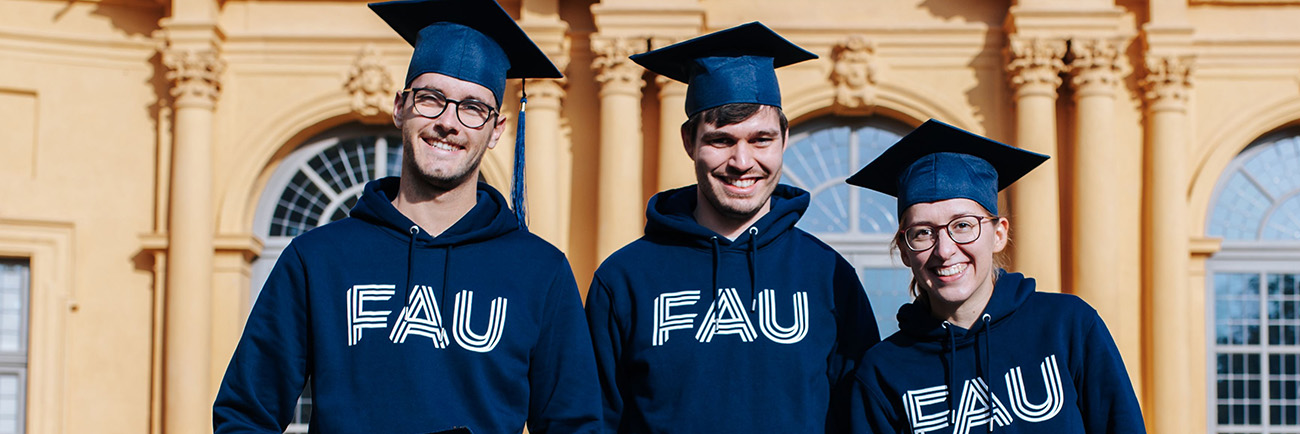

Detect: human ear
[487, 113, 509, 150]
[992, 217, 1010, 252]
[392, 92, 405, 128]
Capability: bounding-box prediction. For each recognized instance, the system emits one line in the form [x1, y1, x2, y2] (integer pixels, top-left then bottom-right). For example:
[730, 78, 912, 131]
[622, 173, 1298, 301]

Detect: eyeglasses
[401, 88, 499, 129]
[899, 215, 996, 252]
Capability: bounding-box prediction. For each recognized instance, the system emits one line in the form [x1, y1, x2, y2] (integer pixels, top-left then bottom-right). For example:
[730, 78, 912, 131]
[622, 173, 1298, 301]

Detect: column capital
[525, 78, 567, 110]
[591, 35, 646, 95]
[1067, 38, 1125, 95]
[829, 34, 880, 115]
[343, 44, 397, 121]
[1142, 55, 1194, 111]
[162, 46, 225, 108]
[1006, 36, 1066, 96]
[655, 75, 688, 97]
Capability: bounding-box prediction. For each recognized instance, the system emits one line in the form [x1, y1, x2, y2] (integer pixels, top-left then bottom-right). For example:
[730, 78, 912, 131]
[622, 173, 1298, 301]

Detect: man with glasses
[585, 23, 880, 433]
[213, 1, 601, 433]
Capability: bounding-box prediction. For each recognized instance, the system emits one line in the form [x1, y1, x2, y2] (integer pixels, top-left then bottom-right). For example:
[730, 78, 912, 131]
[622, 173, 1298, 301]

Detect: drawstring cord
[981, 313, 995, 433]
[405, 226, 419, 304]
[942, 321, 957, 423]
[709, 236, 721, 306]
[441, 245, 454, 312]
[746, 226, 758, 312]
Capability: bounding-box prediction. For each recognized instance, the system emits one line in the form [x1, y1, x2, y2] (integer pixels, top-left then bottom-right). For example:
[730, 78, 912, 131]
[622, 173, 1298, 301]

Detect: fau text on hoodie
[586, 185, 881, 433]
[849, 271, 1145, 434]
[214, 177, 602, 434]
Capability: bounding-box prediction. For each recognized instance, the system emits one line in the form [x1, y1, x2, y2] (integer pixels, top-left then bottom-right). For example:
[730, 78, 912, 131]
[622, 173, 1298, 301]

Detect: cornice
[0, 27, 155, 66]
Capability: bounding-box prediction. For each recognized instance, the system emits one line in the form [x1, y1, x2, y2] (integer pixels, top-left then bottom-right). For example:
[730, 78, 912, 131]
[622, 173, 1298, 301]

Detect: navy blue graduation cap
[369, 0, 562, 105]
[845, 119, 1049, 216]
[630, 22, 817, 116]
[369, 0, 564, 227]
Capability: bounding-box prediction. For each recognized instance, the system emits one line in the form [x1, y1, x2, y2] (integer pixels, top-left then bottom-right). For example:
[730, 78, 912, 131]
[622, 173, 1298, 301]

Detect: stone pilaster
[160, 42, 224, 434]
[1141, 54, 1194, 434]
[591, 35, 647, 260]
[1067, 37, 1142, 381]
[1005, 36, 1066, 294]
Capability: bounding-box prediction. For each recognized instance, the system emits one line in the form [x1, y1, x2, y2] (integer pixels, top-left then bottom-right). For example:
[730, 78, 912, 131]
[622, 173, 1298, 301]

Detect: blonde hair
[893, 215, 1011, 300]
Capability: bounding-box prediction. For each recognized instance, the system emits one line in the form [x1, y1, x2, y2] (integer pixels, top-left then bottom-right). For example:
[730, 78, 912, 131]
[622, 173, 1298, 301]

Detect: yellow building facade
[2, 0, 1299, 432]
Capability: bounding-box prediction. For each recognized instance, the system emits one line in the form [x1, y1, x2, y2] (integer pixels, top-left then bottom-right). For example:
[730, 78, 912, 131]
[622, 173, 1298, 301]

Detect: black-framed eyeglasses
[401, 88, 499, 129]
[898, 215, 996, 252]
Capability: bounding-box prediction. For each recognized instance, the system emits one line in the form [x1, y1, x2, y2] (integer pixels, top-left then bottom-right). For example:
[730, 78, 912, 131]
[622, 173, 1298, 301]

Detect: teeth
[729, 179, 756, 188]
[936, 264, 966, 276]
[429, 139, 458, 152]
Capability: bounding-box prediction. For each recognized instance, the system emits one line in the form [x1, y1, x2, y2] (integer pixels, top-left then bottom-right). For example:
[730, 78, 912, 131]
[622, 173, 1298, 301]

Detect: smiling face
[685, 105, 787, 225]
[898, 198, 1009, 321]
[392, 72, 506, 192]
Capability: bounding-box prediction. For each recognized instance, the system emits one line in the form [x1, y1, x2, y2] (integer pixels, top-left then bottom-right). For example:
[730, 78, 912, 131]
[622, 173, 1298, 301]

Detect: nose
[728, 141, 754, 171]
[428, 107, 460, 135]
[932, 227, 961, 258]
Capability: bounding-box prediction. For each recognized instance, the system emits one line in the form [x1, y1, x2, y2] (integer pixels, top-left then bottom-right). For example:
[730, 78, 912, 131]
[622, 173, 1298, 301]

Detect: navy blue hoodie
[214, 177, 601, 434]
[849, 271, 1145, 434]
[586, 185, 880, 433]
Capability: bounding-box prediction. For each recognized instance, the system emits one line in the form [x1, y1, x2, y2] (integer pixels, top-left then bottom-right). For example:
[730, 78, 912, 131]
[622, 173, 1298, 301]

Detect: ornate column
[161, 42, 224, 433]
[653, 37, 693, 191]
[1143, 54, 1194, 434]
[521, 14, 572, 251]
[1067, 38, 1142, 376]
[592, 36, 646, 260]
[1005, 36, 1066, 293]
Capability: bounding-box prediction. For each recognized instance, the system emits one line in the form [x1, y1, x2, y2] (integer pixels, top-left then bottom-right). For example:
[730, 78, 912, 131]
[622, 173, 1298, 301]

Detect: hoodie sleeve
[584, 273, 626, 434]
[525, 258, 603, 434]
[213, 243, 311, 433]
[828, 256, 882, 431]
[848, 367, 902, 434]
[1077, 307, 1147, 434]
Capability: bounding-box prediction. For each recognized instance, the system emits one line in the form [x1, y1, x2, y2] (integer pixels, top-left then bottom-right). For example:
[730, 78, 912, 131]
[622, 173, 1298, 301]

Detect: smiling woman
[844, 119, 1147, 434]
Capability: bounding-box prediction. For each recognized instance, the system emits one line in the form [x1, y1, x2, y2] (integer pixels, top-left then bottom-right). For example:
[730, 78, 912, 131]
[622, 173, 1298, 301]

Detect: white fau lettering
[345, 284, 508, 352]
[650, 288, 809, 346]
[347, 284, 395, 346]
[389, 285, 449, 347]
[901, 355, 1065, 434]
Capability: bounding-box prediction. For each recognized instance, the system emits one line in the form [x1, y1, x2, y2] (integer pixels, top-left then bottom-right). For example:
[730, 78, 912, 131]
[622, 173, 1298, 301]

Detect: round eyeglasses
[899, 215, 995, 252]
[402, 88, 499, 129]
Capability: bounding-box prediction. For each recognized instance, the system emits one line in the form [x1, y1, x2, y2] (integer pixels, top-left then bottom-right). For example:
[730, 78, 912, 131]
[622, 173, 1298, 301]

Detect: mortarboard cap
[369, 0, 562, 106]
[845, 119, 1049, 216]
[630, 22, 817, 117]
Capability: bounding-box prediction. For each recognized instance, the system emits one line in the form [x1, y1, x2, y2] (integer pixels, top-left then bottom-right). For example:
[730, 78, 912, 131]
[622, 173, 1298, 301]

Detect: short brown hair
[681, 103, 789, 141]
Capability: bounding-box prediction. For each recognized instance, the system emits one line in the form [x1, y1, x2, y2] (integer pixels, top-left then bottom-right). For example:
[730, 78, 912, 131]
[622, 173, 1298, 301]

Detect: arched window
[1207, 128, 1300, 432]
[249, 124, 402, 433]
[784, 116, 914, 335]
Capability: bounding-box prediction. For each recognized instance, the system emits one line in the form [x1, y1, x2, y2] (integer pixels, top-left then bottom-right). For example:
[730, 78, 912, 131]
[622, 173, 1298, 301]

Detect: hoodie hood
[350, 177, 520, 246]
[644, 183, 809, 249]
[896, 270, 1032, 344]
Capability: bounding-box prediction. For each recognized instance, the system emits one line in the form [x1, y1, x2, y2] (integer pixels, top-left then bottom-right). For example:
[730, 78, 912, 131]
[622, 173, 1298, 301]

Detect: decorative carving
[1142, 55, 1193, 108]
[1006, 36, 1067, 92]
[161, 47, 225, 106]
[591, 36, 646, 90]
[1067, 38, 1125, 91]
[344, 45, 397, 118]
[829, 35, 880, 113]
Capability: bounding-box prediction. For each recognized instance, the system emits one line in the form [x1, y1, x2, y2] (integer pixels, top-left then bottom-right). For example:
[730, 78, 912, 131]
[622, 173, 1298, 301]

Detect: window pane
[859, 267, 912, 337]
[1217, 352, 1262, 426]
[0, 263, 25, 355]
[1217, 273, 1261, 345]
